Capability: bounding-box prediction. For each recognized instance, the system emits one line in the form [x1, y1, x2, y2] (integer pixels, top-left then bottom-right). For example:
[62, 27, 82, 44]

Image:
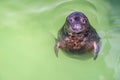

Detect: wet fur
[58, 25, 100, 53]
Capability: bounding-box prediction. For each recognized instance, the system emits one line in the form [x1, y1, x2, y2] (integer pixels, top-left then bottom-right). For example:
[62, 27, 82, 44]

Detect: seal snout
[73, 24, 82, 30]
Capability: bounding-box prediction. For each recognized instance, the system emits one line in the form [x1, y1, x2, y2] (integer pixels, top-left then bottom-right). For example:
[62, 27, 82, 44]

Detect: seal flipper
[54, 41, 60, 57]
[93, 41, 100, 60]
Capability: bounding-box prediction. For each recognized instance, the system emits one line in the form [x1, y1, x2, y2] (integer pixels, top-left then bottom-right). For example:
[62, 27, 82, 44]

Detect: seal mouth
[69, 24, 84, 33]
[72, 24, 82, 31]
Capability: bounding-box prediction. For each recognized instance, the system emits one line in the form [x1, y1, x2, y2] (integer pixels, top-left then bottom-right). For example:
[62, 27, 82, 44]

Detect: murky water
[0, 0, 119, 80]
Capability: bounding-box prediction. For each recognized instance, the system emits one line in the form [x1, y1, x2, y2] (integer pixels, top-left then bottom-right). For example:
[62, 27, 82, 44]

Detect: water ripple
[24, 0, 72, 13]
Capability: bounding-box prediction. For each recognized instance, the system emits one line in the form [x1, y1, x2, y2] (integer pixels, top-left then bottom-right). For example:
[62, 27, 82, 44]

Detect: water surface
[0, 0, 119, 80]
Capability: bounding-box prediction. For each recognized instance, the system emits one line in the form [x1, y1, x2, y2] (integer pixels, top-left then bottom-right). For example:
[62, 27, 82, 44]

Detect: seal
[54, 12, 100, 60]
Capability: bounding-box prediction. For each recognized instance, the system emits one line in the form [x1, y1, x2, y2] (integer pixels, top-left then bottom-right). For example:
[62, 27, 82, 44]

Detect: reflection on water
[104, 0, 120, 80]
[0, 0, 120, 80]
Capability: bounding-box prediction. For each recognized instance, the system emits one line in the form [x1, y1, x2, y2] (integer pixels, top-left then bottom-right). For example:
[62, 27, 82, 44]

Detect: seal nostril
[74, 17, 79, 21]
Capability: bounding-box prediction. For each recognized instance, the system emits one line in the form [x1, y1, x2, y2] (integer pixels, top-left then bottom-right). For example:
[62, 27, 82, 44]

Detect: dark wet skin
[55, 12, 100, 60]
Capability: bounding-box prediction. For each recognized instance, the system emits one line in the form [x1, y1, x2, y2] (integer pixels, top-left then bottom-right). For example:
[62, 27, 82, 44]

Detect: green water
[0, 0, 120, 80]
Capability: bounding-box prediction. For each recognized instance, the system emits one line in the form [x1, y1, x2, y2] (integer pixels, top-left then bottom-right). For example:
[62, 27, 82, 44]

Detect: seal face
[66, 12, 88, 33]
[55, 11, 100, 60]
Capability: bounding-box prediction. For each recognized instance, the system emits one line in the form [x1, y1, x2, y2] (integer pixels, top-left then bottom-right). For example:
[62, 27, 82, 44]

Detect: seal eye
[68, 18, 74, 23]
[81, 18, 86, 24]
